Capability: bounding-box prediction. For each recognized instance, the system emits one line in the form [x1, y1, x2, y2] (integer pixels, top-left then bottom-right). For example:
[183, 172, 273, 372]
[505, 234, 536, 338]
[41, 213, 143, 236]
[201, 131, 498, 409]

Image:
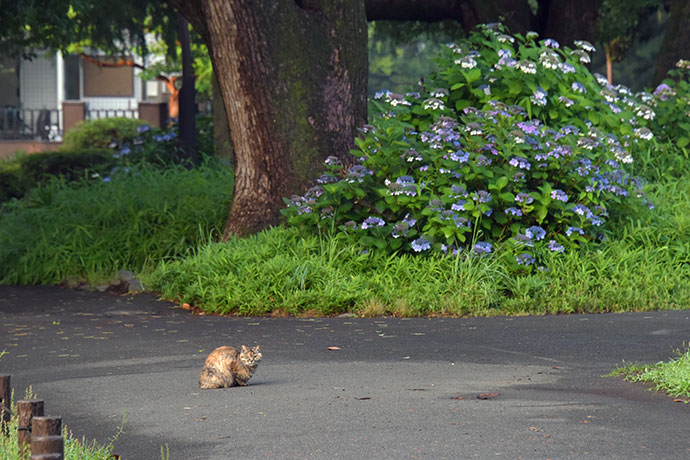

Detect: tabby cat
[199, 345, 262, 389]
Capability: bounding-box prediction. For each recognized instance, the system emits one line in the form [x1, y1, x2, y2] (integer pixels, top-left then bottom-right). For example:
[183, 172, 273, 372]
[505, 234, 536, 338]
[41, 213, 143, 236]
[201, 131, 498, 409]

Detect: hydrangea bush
[284, 24, 658, 268]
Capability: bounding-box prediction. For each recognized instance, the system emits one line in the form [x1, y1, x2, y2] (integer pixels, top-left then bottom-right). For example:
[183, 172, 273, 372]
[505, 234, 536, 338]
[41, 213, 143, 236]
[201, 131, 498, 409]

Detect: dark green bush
[20, 149, 115, 185]
[61, 117, 146, 151]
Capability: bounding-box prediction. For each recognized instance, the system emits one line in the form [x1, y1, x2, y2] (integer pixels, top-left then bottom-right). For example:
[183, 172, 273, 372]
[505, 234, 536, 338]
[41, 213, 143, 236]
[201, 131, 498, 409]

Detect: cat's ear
[241, 345, 248, 353]
[254, 345, 261, 352]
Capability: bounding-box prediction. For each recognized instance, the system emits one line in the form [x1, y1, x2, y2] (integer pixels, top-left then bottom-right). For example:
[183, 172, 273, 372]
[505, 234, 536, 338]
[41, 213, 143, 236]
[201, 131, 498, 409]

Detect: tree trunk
[211, 69, 233, 164]
[173, 0, 368, 237]
[539, 0, 598, 47]
[177, 13, 197, 161]
[605, 44, 613, 84]
[654, 0, 690, 84]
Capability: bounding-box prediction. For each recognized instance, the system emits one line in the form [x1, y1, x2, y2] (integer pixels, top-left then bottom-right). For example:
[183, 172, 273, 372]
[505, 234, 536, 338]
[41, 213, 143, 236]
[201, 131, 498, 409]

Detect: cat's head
[240, 345, 262, 366]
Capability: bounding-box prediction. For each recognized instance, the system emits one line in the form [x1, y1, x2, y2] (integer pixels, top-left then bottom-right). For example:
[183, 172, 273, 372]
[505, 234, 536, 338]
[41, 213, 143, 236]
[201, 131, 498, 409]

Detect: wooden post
[17, 400, 45, 454]
[0, 374, 10, 436]
[30, 416, 63, 460]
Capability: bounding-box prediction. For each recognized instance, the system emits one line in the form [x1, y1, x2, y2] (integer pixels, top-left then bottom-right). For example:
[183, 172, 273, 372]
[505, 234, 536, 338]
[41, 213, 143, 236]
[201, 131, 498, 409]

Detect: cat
[199, 345, 262, 389]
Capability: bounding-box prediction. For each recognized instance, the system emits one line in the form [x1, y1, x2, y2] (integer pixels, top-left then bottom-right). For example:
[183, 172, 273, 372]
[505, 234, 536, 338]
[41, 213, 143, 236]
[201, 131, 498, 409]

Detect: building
[0, 51, 170, 155]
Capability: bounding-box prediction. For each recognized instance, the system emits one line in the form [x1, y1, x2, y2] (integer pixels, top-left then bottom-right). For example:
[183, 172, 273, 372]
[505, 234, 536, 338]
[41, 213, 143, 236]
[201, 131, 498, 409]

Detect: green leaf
[464, 68, 481, 83]
[678, 137, 690, 149]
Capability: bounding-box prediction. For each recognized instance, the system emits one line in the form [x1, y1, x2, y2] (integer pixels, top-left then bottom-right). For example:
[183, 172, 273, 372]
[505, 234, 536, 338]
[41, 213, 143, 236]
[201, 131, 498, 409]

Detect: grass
[609, 348, 690, 399]
[0, 160, 233, 285]
[145, 174, 690, 316]
[0, 385, 122, 460]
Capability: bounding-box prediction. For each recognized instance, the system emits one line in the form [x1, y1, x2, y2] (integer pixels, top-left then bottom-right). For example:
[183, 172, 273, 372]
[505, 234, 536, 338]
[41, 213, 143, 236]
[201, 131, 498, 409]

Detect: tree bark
[538, 0, 599, 47]
[211, 69, 233, 164]
[177, 13, 197, 161]
[605, 44, 613, 84]
[654, 0, 690, 84]
[172, 0, 368, 237]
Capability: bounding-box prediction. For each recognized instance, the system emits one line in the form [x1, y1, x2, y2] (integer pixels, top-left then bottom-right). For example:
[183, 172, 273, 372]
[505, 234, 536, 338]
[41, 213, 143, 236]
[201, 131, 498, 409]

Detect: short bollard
[30, 416, 64, 460]
[0, 374, 10, 435]
[17, 399, 45, 455]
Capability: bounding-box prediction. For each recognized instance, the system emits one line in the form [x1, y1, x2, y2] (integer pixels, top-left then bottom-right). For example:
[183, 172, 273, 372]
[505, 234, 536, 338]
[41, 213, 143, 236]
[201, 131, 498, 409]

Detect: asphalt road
[1, 285, 689, 459]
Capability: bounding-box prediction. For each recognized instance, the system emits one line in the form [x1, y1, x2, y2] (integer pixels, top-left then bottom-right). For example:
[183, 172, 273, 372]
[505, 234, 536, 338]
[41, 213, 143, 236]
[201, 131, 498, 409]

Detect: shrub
[284, 24, 653, 268]
[61, 117, 146, 151]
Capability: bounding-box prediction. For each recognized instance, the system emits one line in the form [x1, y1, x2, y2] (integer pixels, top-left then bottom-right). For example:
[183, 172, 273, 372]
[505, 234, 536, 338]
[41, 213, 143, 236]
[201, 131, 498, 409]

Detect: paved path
[1, 285, 689, 459]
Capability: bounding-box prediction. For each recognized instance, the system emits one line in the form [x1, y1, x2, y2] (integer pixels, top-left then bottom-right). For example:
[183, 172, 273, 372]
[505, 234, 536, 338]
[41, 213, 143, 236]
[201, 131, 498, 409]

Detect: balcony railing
[0, 107, 62, 141]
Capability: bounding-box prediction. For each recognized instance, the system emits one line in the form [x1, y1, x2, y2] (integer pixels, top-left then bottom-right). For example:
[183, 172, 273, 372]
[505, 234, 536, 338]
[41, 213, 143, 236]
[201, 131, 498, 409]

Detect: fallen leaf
[181, 303, 192, 310]
[451, 396, 465, 400]
[355, 397, 371, 400]
[673, 398, 686, 403]
[477, 393, 500, 400]
[328, 346, 341, 351]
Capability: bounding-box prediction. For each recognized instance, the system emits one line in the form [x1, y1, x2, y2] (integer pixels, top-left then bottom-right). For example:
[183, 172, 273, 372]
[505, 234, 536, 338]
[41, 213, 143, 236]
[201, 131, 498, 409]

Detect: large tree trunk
[654, 0, 690, 84]
[538, 0, 598, 47]
[170, 0, 368, 237]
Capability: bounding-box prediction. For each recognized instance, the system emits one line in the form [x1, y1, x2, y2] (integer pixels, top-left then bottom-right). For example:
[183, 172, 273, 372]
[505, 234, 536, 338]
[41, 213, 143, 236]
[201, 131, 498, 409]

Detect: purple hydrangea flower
[137, 124, 151, 134]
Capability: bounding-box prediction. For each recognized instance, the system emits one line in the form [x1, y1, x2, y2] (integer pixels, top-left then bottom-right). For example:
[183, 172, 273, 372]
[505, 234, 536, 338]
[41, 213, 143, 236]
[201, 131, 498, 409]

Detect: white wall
[19, 54, 58, 110]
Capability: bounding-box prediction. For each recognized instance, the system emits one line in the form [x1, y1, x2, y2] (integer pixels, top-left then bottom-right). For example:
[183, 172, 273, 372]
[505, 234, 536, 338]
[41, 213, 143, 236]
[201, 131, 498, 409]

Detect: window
[83, 57, 134, 97]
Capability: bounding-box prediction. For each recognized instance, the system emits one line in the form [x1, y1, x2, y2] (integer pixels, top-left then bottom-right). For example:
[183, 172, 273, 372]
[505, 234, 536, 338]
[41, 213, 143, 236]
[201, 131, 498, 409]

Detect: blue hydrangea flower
[473, 242, 492, 254]
[411, 238, 431, 252]
[505, 207, 523, 217]
[566, 226, 584, 237]
[543, 38, 560, 48]
[571, 82, 586, 93]
[515, 193, 534, 204]
[550, 189, 568, 202]
[451, 200, 467, 211]
[525, 226, 546, 240]
[548, 240, 565, 253]
[572, 204, 591, 217]
[509, 156, 531, 170]
[361, 217, 385, 229]
[402, 214, 417, 227]
[450, 150, 470, 163]
[136, 124, 151, 134]
[516, 253, 535, 265]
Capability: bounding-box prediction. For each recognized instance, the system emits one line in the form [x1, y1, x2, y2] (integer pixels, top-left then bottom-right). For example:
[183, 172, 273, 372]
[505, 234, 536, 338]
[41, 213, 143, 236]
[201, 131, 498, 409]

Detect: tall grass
[0, 161, 233, 285]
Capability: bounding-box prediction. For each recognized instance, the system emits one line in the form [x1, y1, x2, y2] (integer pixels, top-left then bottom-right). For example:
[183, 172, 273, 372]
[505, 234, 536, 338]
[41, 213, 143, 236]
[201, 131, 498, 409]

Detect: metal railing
[86, 108, 139, 120]
[0, 107, 62, 141]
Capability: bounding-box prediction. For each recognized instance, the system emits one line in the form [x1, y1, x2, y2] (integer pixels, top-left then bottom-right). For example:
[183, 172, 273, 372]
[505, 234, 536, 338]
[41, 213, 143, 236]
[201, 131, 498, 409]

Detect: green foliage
[286, 24, 654, 269]
[61, 117, 146, 151]
[612, 348, 690, 399]
[0, 0, 176, 60]
[0, 161, 233, 285]
[368, 20, 464, 97]
[596, 0, 662, 62]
